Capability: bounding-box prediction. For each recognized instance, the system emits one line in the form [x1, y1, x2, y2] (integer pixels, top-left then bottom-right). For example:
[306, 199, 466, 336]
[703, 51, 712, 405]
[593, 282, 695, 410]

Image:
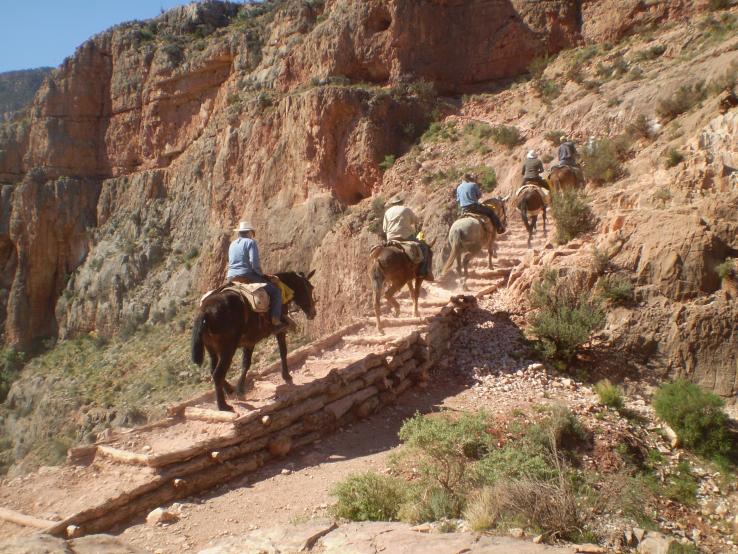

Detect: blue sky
[0, 1, 197, 72]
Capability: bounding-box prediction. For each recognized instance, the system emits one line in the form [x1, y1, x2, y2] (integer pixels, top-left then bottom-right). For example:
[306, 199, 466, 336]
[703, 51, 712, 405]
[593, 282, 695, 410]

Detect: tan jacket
[383, 205, 419, 241]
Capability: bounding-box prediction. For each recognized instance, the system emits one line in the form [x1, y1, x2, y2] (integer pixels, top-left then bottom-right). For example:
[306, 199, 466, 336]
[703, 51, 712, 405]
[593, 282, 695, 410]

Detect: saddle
[200, 278, 294, 314]
[370, 240, 424, 264]
[459, 212, 495, 236]
[515, 183, 551, 206]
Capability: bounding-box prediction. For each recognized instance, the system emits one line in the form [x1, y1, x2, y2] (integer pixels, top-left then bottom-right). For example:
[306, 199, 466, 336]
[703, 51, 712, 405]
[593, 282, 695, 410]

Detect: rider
[226, 221, 288, 333]
[521, 150, 548, 189]
[455, 173, 506, 234]
[382, 193, 434, 281]
[557, 136, 585, 186]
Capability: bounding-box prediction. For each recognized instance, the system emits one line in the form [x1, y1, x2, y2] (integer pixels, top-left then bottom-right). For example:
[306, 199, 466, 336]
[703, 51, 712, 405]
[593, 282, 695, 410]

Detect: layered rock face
[0, 0, 592, 348]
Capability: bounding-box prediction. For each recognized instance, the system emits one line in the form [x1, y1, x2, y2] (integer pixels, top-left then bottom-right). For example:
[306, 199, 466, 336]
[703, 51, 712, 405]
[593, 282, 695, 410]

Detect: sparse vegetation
[0, 348, 26, 402]
[634, 44, 666, 62]
[656, 82, 706, 122]
[665, 148, 684, 168]
[653, 380, 734, 464]
[626, 114, 652, 140]
[716, 258, 736, 280]
[550, 191, 596, 244]
[490, 125, 521, 148]
[652, 187, 673, 206]
[379, 154, 396, 171]
[597, 274, 634, 304]
[580, 136, 630, 183]
[534, 78, 561, 102]
[367, 196, 386, 235]
[528, 55, 551, 80]
[529, 270, 605, 363]
[594, 380, 624, 410]
[544, 130, 566, 145]
[421, 121, 458, 143]
[468, 165, 497, 192]
[330, 472, 406, 521]
[590, 246, 610, 275]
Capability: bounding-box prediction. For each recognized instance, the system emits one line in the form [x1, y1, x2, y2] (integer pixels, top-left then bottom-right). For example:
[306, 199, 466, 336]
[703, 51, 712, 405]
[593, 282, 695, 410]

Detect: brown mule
[517, 186, 547, 248]
[191, 271, 317, 411]
[549, 165, 581, 193]
[370, 242, 434, 334]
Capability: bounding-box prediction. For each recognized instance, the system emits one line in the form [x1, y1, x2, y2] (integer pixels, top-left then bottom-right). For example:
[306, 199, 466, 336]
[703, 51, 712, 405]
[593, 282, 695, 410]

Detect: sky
[0, 0, 198, 72]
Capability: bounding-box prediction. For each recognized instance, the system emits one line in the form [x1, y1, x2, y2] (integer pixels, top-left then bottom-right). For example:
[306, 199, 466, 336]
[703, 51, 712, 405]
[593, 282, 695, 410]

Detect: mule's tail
[370, 259, 384, 301]
[191, 313, 207, 365]
[441, 235, 461, 278]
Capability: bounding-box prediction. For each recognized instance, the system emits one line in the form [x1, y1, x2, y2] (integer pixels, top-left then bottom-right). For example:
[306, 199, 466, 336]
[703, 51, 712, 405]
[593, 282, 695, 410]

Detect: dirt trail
[0, 212, 556, 546]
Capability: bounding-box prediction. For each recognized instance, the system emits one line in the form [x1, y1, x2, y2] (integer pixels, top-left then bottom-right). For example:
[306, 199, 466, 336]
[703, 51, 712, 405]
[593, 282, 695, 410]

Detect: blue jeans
[231, 273, 282, 322]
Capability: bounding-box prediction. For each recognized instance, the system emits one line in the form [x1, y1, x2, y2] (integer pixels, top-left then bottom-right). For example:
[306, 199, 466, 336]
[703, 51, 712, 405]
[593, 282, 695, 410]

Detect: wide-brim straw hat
[234, 221, 255, 233]
[387, 193, 405, 206]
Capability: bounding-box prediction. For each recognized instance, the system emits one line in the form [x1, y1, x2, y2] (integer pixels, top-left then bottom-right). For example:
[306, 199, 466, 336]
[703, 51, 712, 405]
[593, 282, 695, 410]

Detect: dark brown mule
[370, 243, 434, 334]
[549, 165, 580, 193]
[191, 271, 317, 412]
[517, 186, 547, 248]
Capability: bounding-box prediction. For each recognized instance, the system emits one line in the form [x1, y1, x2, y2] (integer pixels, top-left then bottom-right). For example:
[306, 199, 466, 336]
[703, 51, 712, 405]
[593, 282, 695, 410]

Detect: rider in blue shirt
[455, 174, 505, 233]
[227, 221, 286, 333]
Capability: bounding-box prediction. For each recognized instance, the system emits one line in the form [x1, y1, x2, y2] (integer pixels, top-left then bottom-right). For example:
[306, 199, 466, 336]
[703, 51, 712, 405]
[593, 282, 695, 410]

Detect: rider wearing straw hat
[227, 221, 287, 333]
[522, 150, 547, 189]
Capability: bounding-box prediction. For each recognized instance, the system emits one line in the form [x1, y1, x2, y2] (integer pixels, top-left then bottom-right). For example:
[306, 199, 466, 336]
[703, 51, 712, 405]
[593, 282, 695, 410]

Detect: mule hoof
[218, 403, 235, 413]
[223, 380, 235, 395]
[283, 375, 294, 385]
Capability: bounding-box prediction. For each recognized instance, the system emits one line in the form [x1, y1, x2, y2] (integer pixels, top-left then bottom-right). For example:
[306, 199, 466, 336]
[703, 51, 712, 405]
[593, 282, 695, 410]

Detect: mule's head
[283, 270, 317, 320]
[485, 196, 508, 227]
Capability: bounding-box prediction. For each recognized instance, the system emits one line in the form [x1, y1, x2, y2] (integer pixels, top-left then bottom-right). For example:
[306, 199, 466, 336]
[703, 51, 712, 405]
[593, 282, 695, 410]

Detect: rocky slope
[0, 68, 52, 123]
[0, 0, 736, 476]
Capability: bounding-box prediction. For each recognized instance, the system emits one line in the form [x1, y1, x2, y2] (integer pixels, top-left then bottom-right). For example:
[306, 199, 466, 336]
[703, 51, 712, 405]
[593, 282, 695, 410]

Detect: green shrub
[534, 78, 561, 102]
[594, 380, 624, 409]
[551, 191, 596, 244]
[367, 195, 386, 235]
[529, 271, 605, 363]
[0, 348, 26, 402]
[475, 444, 555, 485]
[597, 274, 634, 304]
[665, 148, 684, 168]
[667, 542, 700, 554]
[422, 121, 458, 143]
[716, 259, 736, 280]
[656, 83, 706, 121]
[526, 405, 589, 453]
[664, 461, 698, 506]
[590, 246, 610, 275]
[490, 125, 521, 148]
[580, 137, 629, 183]
[379, 154, 396, 171]
[653, 380, 733, 461]
[708, 0, 732, 10]
[398, 411, 493, 492]
[330, 472, 406, 521]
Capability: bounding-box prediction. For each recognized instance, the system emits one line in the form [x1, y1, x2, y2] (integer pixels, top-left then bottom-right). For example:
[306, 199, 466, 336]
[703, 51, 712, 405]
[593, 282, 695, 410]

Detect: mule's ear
[307, 269, 316, 280]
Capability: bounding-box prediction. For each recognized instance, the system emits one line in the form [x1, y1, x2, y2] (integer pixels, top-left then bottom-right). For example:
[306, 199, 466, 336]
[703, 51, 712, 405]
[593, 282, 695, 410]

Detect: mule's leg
[236, 347, 254, 396]
[461, 252, 473, 290]
[384, 281, 403, 317]
[372, 268, 384, 334]
[543, 208, 548, 236]
[213, 346, 236, 412]
[410, 278, 422, 318]
[276, 332, 292, 384]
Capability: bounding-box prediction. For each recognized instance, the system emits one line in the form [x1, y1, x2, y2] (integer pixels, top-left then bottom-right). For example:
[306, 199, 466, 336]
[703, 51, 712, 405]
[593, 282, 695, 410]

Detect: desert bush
[581, 137, 629, 183]
[527, 405, 589, 453]
[665, 148, 684, 168]
[626, 114, 652, 140]
[0, 348, 26, 402]
[421, 121, 458, 143]
[528, 55, 551, 79]
[590, 246, 610, 275]
[467, 165, 497, 192]
[656, 83, 706, 121]
[634, 44, 666, 62]
[551, 191, 596, 244]
[534, 78, 561, 102]
[707, 60, 738, 95]
[594, 380, 624, 410]
[597, 274, 634, 303]
[475, 443, 555, 485]
[715, 259, 736, 280]
[529, 271, 605, 363]
[490, 125, 521, 148]
[664, 461, 699, 506]
[461, 122, 493, 154]
[596, 56, 629, 80]
[379, 154, 396, 171]
[653, 380, 733, 462]
[708, 0, 732, 10]
[545, 130, 566, 145]
[330, 472, 406, 521]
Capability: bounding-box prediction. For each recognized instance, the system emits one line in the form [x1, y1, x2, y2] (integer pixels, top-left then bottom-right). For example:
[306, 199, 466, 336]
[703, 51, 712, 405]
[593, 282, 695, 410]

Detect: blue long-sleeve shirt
[227, 237, 262, 279]
[456, 180, 482, 208]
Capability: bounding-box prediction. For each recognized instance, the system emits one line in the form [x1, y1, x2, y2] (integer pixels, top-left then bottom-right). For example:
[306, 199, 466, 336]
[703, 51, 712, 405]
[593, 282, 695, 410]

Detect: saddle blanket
[201, 277, 295, 313]
[371, 240, 424, 264]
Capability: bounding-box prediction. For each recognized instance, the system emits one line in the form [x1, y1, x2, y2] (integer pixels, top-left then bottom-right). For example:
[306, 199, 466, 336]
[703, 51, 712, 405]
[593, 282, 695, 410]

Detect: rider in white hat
[227, 221, 287, 333]
[522, 149, 547, 189]
[382, 194, 434, 281]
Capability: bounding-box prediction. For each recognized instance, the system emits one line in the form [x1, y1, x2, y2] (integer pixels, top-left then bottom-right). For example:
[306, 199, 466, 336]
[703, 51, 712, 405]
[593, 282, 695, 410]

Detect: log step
[0, 507, 60, 530]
